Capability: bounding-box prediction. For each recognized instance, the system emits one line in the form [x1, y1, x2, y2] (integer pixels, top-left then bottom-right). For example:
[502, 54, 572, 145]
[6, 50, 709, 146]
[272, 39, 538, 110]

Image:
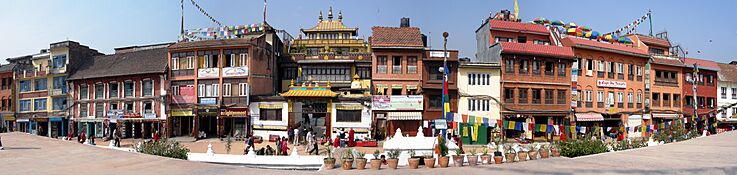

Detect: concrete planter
[408, 158, 420, 169]
[323, 158, 336, 170]
[438, 156, 450, 168]
[341, 159, 353, 170]
[480, 155, 492, 164]
[467, 155, 479, 166]
[540, 148, 550, 158]
[453, 155, 465, 167]
[387, 159, 399, 169]
[355, 158, 366, 170]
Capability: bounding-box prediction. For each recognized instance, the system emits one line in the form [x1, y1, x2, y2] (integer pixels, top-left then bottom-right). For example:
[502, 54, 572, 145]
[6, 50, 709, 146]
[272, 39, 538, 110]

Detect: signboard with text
[198, 68, 219, 78]
[597, 80, 626, 89]
[222, 67, 249, 77]
[372, 95, 424, 110]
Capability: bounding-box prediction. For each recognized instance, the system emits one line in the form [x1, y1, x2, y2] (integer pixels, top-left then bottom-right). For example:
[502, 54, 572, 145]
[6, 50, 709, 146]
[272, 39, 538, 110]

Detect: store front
[17, 119, 29, 133]
[49, 117, 66, 138]
[77, 118, 105, 138]
[220, 108, 249, 138]
[502, 114, 531, 140]
[372, 95, 424, 139]
[33, 118, 49, 137]
[197, 106, 219, 138]
[2, 115, 15, 132]
[532, 116, 565, 142]
[171, 109, 194, 137]
[386, 112, 422, 137]
[574, 113, 622, 139]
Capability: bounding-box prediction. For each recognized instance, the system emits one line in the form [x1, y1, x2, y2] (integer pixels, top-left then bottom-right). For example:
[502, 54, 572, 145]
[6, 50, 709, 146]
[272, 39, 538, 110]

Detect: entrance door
[198, 116, 217, 137]
[303, 113, 327, 138]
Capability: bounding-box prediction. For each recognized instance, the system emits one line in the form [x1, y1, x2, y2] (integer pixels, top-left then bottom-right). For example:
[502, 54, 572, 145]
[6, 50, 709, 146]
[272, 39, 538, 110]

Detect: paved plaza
[1, 131, 737, 175]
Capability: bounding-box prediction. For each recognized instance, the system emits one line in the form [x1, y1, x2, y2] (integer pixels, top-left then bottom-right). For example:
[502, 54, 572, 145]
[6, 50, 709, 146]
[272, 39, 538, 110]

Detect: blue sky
[1, 0, 736, 63]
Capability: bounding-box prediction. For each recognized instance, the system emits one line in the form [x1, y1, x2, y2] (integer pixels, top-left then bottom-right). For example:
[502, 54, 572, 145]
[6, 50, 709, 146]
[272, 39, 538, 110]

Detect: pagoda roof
[301, 7, 357, 34]
[280, 83, 338, 97]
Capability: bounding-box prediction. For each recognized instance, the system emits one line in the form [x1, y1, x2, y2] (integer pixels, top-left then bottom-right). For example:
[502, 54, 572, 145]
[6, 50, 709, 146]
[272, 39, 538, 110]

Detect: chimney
[421, 34, 428, 47]
[400, 17, 410, 28]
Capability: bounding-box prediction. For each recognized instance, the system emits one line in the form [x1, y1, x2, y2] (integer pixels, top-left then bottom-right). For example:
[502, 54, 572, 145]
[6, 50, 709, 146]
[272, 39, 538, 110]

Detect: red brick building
[681, 58, 719, 132]
[422, 49, 458, 132]
[370, 19, 426, 137]
[0, 63, 21, 132]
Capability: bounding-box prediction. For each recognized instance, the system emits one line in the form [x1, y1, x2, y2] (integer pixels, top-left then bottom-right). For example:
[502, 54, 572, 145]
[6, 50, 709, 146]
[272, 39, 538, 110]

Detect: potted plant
[551, 142, 561, 157]
[453, 148, 465, 167]
[407, 149, 420, 169]
[370, 150, 382, 170]
[528, 143, 539, 160]
[423, 153, 436, 168]
[539, 144, 550, 159]
[517, 145, 528, 162]
[493, 149, 504, 164]
[323, 147, 336, 169]
[480, 147, 492, 165]
[342, 148, 354, 170]
[467, 148, 479, 166]
[355, 151, 367, 170]
[438, 136, 450, 168]
[387, 149, 400, 169]
[504, 144, 516, 163]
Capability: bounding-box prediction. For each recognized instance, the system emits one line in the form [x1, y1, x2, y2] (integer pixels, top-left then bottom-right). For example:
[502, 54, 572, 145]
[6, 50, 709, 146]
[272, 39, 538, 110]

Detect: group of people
[331, 128, 355, 148]
[245, 135, 291, 156]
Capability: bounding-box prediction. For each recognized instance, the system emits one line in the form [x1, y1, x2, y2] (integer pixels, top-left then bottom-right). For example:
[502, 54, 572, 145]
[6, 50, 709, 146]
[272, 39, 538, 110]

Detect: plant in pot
[480, 147, 492, 165]
[504, 144, 517, 163]
[323, 147, 336, 169]
[386, 149, 400, 169]
[493, 148, 504, 164]
[517, 145, 528, 162]
[423, 152, 436, 168]
[355, 151, 367, 170]
[453, 148, 465, 167]
[341, 148, 354, 170]
[370, 150, 382, 170]
[407, 149, 420, 169]
[437, 136, 450, 168]
[528, 143, 539, 160]
[467, 148, 479, 166]
[539, 144, 550, 159]
[551, 142, 561, 157]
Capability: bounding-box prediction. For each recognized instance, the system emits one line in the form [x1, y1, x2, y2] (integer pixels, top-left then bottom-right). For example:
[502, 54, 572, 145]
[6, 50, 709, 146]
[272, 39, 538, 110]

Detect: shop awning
[653, 114, 680, 119]
[375, 84, 388, 89]
[575, 113, 604, 121]
[387, 112, 422, 121]
[335, 104, 364, 110]
[391, 84, 404, 89]
[258, 103, 283, 109]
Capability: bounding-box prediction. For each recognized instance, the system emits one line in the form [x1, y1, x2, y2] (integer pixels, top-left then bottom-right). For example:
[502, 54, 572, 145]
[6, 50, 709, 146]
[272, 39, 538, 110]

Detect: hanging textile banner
[472, 125, 479, 141]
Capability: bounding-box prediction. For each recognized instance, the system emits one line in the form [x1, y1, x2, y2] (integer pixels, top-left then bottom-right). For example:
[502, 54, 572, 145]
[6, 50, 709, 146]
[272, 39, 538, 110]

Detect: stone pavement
[2, 131, 737, 175]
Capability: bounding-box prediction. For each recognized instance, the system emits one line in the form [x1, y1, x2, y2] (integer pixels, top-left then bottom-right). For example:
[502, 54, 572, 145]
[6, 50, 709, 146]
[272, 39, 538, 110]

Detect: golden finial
[301, 82, 306, 87]
[290, 79, 295, 87]
[319, 11, 323, 21]
[338, 11, 343, 21]
[327, 81, 331, 88]
[328, 6, 333, 20]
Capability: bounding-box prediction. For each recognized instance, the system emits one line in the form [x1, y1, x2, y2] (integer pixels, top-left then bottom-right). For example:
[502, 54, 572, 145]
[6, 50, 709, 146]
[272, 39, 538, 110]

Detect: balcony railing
[628, 103, 634, 108]
[377, 66, 387, 74]
[392, 66, 402, 74]
[17, 70, 47, 79]
[291, 52, 371, 61]
[407, 66, 417, 74]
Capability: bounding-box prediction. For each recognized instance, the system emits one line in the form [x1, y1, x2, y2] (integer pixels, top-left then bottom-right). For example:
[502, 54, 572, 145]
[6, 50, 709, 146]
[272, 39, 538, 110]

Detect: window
[53, 76, 66, 92]
[517, 36, 527, 43]
[674, 94, 681, 107]
[429, 65, 444, 80]
[495, 37, 513, 43]
[33, 99, 46, 111]
[125, 103, 134, 113]
[211, 84, 219, 97]
[79, 103, 88, 117]
[110, 103, 118, 110]
[95, 103, 104, 117]
[109, 83, 118, 98]
[239, 53, 248, 67]
[557, 90, 566, 104]
[172, 85, 180, 96]
[407, 57, 417, 74]
[19, 100, 31, 112]
[172, 57, 180, 70]
[558, 63, 566, 76]
[585, 90, 592, 102]
[52, 55, 66, 69]
[597, 91, 605, 103]
[239, 83, 248, 96]
[429, 95, 443, 109]
[19, 80, 31, 92]
[186, 56, 195, 69]
[598, 60, 605, 72]
[617, 63, 624, 74]
[617, 92, 624, 103]
[223, 83, 231, 96]
[80, 85, 88, 99]
[377, 56, 387, 74]
[637, 93, 643, 103]
[628, 64, 634, 75]
[505, 59, 515, 73]
[95, 84, 104, 99]
[519, 88, 528, 104]
[198, 84, 205, 97]
[586, 59, 593, 71]
[545, 62, 554, 75]
[144, 101, 153, 114]
[260, 109, 282, 121]
[143, 80, 153, 97]
[125, 81, 134, 97]
[504, 88, 515, 103]
[636, 66, 642, 76]
[627, 93, 634, 104]
[532, 61, 541, 74]
[34, 79, 47, 91]
[663, 93, 671, 107]
[722, 87, 728, 98]
[519, 60, 528, 74]
[545, 89, 554, 104]
[52, 97, 66, 110]
[336, 110, 361, 122]
[652, 93, 660, 107]
[533, 40, 550, 45]
[392, 56, 402, 74]
[732, 88, 736, 99]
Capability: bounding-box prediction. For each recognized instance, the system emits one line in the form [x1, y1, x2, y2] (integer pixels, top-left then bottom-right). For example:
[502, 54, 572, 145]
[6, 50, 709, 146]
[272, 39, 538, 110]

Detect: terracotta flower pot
[370, 159, 382, 170]
[424, 158, 436, 168]
[540, 148, 550, 159]
[528, 150, 539, 160]
[505, 153, 516, 163]
[517, 151, 528, 161]
[387, 159, 399, 169]
[453, 155, 465, 167]
[480, 155, 492, 164]
[467, 155, 479, 166]
[494, 156, 504, 164]
[408, 158, 420, 169]
[355, 158, 367, 170]
[551, 148, 561, 157]
[342, 159, 353, 170]
[324, 158, 336, 170]
[438, 156, 450, 168]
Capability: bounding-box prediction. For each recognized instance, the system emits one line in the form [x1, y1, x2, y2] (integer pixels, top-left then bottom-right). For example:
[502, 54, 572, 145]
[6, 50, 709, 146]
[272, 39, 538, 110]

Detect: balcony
[628, 103, 633, 108]
[392, 66, 402, 74]
[617, 103, 624, 108]
[377, 66, 387, 74]
[628, 74, 634, 80]
[49, 67, 66, 74]
[172, 95, 196, 104]
[291, 52, 372, 61]
[17, 70, 47, 79]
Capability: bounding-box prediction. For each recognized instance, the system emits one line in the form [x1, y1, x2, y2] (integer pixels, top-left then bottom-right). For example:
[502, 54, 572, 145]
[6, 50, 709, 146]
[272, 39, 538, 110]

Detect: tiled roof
[302, 20, 357, 33]
[651, 56, 685, 67]
[489, 20, 549, 34]
[370, 27, 424, 48]
[499, 42, 574, 58]
[718, 63, 737, 82]
[561, 37, 649, 57]
[683, 57, 720, 71]
[280, 86, 338, 97]
[0, 63, 17, 73]
[636, 34, 671, 47]
[68, 47, 168, 80]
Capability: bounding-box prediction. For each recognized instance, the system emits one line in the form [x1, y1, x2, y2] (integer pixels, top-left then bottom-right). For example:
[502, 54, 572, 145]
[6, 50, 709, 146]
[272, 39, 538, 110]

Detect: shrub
[653, 120, 699, 143]
[137, 139, 190, 160]
[610, 138, 647, 151]
[558, 139, 607, 158]
[387, 149, 400, 159]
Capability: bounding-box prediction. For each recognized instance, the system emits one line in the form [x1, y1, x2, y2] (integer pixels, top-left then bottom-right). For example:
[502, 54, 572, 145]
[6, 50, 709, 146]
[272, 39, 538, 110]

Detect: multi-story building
[11, 41, 101, 138]
[717, 62, 737, 130]
[168, 22, 285, 138]
[682, 58, 719, 133]
[0, 63, 22, 132]
[68, 44, 169, 139]
[276, 7, 372, 139]
[421, 49, 458, 136]
[457, 58, 501, 145]
[369, 18, 426, 138]
[477, 13, 574, 141]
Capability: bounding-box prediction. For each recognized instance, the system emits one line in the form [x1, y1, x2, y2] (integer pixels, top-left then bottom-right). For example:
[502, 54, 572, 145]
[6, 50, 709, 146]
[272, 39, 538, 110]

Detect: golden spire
[338, 11, 343, 21]
[290, 79, 295, 87]
[319, 11, 323, 21]
[327, 81, 331, 88]
[328, 6, 333, 20]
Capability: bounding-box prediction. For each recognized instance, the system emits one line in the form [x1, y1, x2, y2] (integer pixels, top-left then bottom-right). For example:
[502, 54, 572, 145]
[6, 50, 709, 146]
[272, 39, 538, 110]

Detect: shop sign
[222, 67, 249, 77]
[171, 110, 194, 117]
[429, 51, 449, 58]
[198, 107, 219, 115]
[372, 95, 423, 110]
[200, 98, 217, 105]
[198, 68, 220, 78]
[597, 80, 626, 88]
[221, 108, 248, 116]
[143, 113, 157, 119]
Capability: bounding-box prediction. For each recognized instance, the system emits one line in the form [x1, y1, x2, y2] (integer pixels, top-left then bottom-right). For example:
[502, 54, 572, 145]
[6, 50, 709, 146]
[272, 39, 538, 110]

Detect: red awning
[575, 113, 604, 122]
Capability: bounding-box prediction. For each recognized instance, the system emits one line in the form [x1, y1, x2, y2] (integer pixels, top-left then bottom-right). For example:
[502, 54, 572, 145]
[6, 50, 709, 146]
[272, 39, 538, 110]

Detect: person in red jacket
[281, 138, 289, 155]
[153, 130, 160, 142]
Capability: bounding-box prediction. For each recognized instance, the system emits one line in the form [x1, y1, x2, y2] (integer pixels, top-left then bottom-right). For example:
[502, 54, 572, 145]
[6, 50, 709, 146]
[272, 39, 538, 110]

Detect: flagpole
[442, 32, 449, 139]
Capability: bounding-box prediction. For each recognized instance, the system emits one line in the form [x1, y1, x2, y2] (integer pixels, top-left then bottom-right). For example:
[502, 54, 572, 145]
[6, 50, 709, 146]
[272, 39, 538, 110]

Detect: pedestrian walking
[309, 136, 319, 155]
[247, 135, 255, 150]
[348, 128, 355, 147]
[276, 137, 282, 155]
[281, 138, 289, 155]
[287, 127, 294, 144]
[339, 129, 346, 147]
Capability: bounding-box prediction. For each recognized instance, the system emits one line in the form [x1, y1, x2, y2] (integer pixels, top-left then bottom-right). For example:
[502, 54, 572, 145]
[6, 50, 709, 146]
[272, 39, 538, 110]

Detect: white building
[716, 63, 737, 128]
[456, 60, 501, 144]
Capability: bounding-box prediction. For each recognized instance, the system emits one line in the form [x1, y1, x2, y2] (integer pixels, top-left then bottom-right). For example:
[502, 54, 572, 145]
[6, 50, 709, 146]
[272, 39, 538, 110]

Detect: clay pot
[342, 159, 353, 170]
[551, 148, 561, 157]
[424, 158, 436, 168]
[505, 153, 516, 163]
[408, 158, 420, 169]
[494, 156, 504, 164]
[528, 150, 539, 160]
[517, 151, 528, 161]
[480, 155, 492, 164]
[467, 155, 479, 166]
[453, 155, 465, 167]
[387, 159, 399, 169]
[370, 159, 382, 170]
[324, 158, 336, 170]
[438, 156, 450, 168]
[540, 148, 550, 159]
[355, 158, 367, 170]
